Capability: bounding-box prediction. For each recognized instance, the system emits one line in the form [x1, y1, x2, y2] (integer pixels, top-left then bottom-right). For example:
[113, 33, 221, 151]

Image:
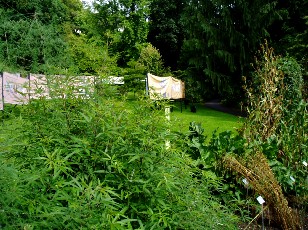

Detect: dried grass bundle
[223, 152, 302, 229]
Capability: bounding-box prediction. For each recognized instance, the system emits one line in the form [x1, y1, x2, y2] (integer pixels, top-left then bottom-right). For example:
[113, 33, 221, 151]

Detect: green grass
[1, 96, 244, 141]
[169, 102, 243, 138]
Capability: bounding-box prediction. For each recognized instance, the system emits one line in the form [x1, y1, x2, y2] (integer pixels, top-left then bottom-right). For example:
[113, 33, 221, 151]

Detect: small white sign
[242, 178, 249, 185]
[290, 176, 295, 182]
[303, 161, 307, 167]
[257, 196, 265, 205]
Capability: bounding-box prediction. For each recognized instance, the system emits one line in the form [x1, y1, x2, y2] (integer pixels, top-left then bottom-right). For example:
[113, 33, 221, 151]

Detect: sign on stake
[257, 196, 265, 205]
[256, 196, 265, 230]
[243, 178, 249, 212]
[165, 105, 171, 149]
[303, 161, 307, 167]
[242, 178, 249, 185]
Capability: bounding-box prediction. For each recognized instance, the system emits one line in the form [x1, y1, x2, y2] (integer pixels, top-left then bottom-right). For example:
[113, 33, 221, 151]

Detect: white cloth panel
[3, 72, 29, 104]
[147, 73, 185, 99]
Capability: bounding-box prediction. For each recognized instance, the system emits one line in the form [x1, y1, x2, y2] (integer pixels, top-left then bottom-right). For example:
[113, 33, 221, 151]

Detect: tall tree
[0, 0, 68, 23]
[0, 0, 75, 72]
[147, 0, 185, 70]
[180, 0, 281, 102]
[269, 0, 308, 75]
[92, 0, 150, 66]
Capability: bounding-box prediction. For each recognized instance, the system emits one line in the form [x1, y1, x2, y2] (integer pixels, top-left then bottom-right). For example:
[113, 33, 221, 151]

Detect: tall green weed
[242, 42, 307, 202]
[0, 76, 238, 229]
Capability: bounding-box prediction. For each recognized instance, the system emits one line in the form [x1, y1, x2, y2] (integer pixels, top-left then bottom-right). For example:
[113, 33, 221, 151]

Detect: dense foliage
[0, 0, 307, 228]
[0, 80, 238, 229]
[91, 0, 150, 66]
[242, 43, 308, 198]
[0, 0, 72, 72]
[176, 44, 308, 228]
[1, 0, 306, 99]
[147, 0, 184, 70]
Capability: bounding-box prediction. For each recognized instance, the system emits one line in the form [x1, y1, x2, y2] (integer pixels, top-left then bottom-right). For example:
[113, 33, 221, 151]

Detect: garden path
[204, 99, 245, 117]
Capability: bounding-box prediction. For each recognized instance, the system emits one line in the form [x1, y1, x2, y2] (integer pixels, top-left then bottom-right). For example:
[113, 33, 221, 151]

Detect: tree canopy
[0, 0, 306, 101]
[0, 0, 73, 72]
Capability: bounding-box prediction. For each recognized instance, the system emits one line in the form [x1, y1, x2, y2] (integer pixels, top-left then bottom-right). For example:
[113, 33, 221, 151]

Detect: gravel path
[204, 99, 245, 117]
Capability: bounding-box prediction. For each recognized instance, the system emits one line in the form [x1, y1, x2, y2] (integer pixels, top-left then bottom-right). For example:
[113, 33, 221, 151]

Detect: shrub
[242, 42, 308, 199]
[137, 43, 165, 76]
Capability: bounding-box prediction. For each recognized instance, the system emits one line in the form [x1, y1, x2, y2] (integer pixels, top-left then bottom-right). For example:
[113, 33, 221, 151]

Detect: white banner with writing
[3, 72, 29, 105]
[0, 73, 3, 110]
[1, 73, 97, 107]
[29, 74, 49, 99]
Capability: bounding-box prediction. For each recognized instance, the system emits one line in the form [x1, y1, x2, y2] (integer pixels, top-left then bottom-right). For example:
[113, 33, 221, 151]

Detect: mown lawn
[169, 101, 244, 138]
[2, 96, 243, 140]
[124, 93, 243, 138]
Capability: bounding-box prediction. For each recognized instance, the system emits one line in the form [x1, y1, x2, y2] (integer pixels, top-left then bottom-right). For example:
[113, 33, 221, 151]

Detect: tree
[0, 11, 71, 72]
[121, 43, 165, 96]
[92, 0, 150, 66]
[0, 0, 68, 23]
[147, 0, 185, 70]
[269, 0, 308, 80]
[66, 33, 117, 75]
[137, 43, 164, 75]
[0, 0, 76, 72]
[180, 0, 282, 103]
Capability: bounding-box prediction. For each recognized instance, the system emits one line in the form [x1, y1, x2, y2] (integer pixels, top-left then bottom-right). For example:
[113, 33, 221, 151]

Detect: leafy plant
[137, 43, 165, 76]
[241, 41, 308, 199]
[0, 75, 238, 229]
[179, 42, 308, 229]
[222, 41, 307, 229]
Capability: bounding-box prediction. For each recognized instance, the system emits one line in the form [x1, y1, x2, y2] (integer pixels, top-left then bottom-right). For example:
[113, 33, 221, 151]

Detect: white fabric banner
[47, 75, 95, 98]
[29, 74, 49, 99]
[0, 73, 3, 110]
[72, 76, 95, 97]
[147, 73, 185, 99]
[1, 72, 97, 107]
[102, 76, 124, 85]
[3, 72, 29, 105]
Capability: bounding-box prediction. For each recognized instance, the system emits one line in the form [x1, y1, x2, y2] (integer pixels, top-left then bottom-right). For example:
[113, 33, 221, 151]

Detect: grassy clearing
[169, 102, 243, 138]
[1, 96, 243, 141]
[94, 92, 243, 139]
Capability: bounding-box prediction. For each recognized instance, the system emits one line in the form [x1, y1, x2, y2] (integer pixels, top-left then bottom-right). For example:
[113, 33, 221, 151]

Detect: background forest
[0, 0, 307, 229]
[0, 0, 307, 103]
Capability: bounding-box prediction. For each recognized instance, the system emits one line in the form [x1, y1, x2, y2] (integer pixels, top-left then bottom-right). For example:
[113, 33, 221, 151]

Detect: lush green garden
[0, 48, 307, 229]
[1, 0, 307, 229]
[0, 88, 241, 229]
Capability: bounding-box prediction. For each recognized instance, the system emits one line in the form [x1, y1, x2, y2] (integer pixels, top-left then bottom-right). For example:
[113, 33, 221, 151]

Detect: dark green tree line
[147, 0, 185, 70]
[270, 0, 308, 65]
[179, 0, 282, 102]
[0, 0, 306, 99]
[269, 0, 308, 95]
[145, 0, 307, 102]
